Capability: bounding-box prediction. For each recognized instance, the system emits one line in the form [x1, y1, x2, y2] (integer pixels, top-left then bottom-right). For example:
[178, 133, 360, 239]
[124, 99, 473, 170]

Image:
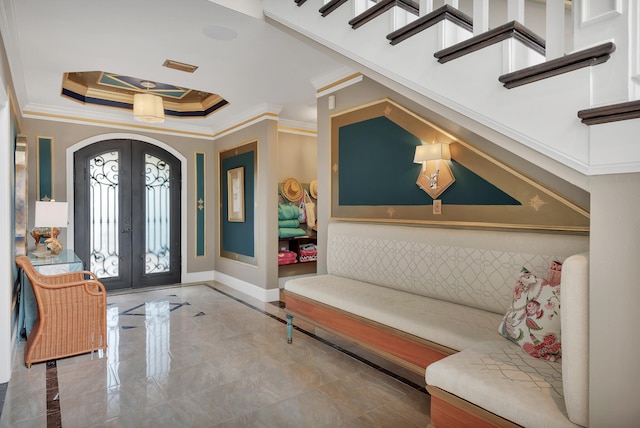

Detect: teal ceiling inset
[99, 73, 190, 100]
[61, 70, 229, 119]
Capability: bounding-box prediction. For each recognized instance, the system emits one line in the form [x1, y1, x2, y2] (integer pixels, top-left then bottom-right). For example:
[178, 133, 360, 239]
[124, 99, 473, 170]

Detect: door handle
[121, 227, 132, 233]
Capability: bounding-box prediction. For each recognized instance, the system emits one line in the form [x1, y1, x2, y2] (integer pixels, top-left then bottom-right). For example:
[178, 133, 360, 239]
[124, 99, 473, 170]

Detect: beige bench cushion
[426, 340, 580, 428]
[286, 275, 504, 351]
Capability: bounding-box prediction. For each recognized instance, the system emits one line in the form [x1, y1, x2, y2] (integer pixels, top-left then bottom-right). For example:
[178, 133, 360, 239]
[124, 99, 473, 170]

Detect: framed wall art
[227, 166, 245, 222]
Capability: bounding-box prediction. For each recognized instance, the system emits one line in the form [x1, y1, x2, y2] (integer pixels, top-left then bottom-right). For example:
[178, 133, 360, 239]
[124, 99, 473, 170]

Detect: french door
[74, 139, 181, 290]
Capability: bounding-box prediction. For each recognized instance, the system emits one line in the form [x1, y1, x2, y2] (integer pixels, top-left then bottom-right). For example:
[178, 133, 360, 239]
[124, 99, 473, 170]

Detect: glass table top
[28, 249, 82, 267]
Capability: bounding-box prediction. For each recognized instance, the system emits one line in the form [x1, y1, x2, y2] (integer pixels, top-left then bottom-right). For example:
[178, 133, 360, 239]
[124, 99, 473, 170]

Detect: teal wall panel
[195, 153, 205, 257]
[221, 151, 255, 258]
[446, 161, 519, 205]
[37, 137, 53, 200]
[338, 117, 519, 206]
[339, 117, 424, 205]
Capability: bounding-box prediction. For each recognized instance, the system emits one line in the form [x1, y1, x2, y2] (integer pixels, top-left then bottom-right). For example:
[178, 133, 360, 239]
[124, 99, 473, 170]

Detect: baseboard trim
[181, 270, 215, 284]
[213, 271, 280, 302]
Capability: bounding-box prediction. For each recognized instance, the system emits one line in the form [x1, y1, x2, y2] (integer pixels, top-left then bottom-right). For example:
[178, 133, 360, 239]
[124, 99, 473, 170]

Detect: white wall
[590, 172, 640, 425]
[214, 119, 280, 302]
[0, 83, 13, 383]
[277, 132, 317, 183]
[573, 0, 631, 106]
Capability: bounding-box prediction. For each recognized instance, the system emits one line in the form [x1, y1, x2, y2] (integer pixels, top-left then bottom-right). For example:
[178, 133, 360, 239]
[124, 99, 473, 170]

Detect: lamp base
[31, 227, 60, 247]
[45, 237, 63, 255]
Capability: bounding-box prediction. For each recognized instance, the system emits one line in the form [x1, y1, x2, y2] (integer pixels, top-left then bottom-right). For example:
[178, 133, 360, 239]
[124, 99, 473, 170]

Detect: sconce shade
[133, 93, 165, 123]
[413, 143, 451, 163]
[34, 201, 68, 228]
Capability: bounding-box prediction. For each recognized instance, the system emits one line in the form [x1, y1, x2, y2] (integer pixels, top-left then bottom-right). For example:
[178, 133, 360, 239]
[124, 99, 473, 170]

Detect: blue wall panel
[221, 150, 255, 258]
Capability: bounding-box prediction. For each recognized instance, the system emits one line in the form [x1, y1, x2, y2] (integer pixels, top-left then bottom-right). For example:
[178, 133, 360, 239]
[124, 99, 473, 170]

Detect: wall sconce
[413, 142, 455, 199]
[32, 200, 68, 256]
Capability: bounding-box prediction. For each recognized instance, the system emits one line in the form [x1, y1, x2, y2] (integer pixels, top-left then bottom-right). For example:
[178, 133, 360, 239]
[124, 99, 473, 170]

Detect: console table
[17, 250, 84, 341]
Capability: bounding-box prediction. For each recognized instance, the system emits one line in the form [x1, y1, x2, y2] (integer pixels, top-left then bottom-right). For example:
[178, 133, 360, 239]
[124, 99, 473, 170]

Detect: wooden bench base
[284, 291, 455, 376]
[284, 291, 523, 427]
[427, 386, 520, 428]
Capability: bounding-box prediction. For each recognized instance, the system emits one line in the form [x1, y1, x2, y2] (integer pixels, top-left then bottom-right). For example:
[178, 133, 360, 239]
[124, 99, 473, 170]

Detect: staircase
[263, 0, 640, 181]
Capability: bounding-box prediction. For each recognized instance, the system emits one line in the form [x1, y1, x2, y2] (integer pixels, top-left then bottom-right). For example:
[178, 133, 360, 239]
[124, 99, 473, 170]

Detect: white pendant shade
[133, 93, 165, 123]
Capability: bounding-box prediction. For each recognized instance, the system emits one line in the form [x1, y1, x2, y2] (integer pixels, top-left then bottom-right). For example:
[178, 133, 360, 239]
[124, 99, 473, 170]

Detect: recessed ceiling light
[203, 25, 237, 41]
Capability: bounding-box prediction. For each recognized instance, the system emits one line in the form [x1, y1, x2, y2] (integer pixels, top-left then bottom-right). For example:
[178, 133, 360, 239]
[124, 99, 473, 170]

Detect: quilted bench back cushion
[326, 222, 589, 314]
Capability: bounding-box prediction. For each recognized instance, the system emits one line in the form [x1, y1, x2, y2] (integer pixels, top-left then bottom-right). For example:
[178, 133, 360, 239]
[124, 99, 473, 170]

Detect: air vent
[163, 60, 199, 73]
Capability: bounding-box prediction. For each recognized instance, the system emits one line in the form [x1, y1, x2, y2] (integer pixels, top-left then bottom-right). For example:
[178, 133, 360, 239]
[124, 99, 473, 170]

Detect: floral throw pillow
[498, 267, 562, 361]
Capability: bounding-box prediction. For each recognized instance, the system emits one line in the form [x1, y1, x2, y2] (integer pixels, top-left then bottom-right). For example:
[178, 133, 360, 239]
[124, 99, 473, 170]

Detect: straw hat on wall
[309, 180, 318, 199]
[281, 177, 302, 202]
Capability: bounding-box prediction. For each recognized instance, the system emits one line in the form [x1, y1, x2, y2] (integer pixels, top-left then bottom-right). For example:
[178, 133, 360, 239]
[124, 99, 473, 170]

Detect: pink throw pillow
[498, 267, 562, 361]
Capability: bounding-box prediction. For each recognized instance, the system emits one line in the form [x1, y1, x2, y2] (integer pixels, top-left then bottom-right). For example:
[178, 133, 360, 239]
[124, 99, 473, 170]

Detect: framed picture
[227, 167, 245, 222]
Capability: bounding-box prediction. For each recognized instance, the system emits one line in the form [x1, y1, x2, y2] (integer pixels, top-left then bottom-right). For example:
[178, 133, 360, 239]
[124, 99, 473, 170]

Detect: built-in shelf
[278, 261, 317, 278]
[278, 232, 317, 278]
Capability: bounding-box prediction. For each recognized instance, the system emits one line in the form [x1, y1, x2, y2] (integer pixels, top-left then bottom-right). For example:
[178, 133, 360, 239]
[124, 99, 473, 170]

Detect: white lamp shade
[413, 143, 451, 163]
[34, 201, 68, 228]
[133, 93, 165, 123]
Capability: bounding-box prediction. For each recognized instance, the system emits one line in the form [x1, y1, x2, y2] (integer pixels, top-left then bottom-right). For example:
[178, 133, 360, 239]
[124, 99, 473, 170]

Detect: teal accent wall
[221, 151, 255, 257]
[339, 117, 424, 205]
[195, 153, 205, 257]
[447, 160, 519, 205]
[338, 117, 519, 206]
[37, 137, 53, 200]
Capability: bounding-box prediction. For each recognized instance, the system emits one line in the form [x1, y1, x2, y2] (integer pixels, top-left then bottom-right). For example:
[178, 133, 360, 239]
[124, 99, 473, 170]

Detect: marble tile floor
[0, 283, 432, 427]
[0, 382, 6, 419]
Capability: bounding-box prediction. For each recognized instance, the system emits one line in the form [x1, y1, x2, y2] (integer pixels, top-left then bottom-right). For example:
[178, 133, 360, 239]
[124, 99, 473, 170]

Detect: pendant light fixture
[133, 81, 165, 123]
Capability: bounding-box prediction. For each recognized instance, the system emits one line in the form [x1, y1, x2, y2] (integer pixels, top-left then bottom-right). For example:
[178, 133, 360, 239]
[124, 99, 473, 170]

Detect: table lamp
[33, 201, 68, 256]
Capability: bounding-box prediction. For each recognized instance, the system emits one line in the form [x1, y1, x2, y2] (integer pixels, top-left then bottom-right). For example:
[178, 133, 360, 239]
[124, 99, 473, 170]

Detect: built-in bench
[284, 222, 589, 427]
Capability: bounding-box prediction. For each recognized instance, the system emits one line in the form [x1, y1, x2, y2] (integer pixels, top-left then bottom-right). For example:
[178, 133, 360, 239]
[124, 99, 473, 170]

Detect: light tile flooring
[0, 283, 432, 427]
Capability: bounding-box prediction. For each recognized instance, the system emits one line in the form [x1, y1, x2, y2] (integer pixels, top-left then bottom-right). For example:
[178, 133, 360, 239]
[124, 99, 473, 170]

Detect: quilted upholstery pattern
[326, 223, 588, 314]
[426, 340, 579, 428]
[286, 275, 504, 351]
